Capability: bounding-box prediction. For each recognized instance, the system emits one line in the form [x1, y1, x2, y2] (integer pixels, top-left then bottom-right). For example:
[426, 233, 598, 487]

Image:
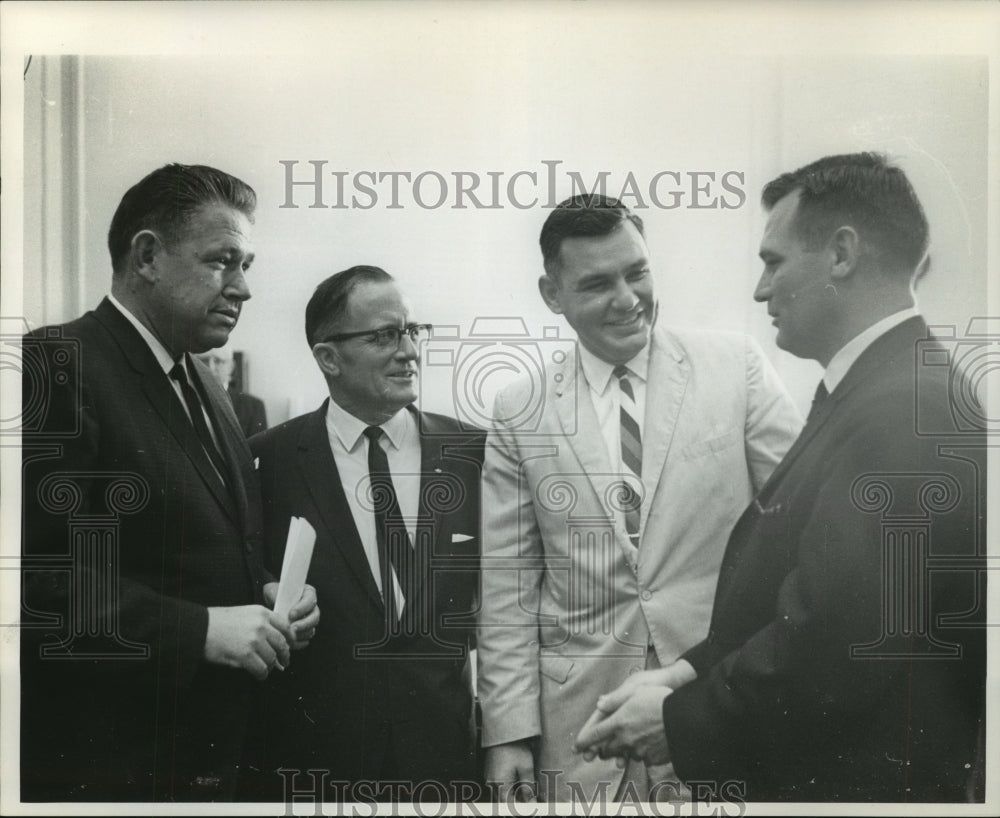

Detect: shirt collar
[578, 340, 650, 397]
[325, 397, 413, 452]
[824, 307, 919, 393]
[107, 293, 178, 376]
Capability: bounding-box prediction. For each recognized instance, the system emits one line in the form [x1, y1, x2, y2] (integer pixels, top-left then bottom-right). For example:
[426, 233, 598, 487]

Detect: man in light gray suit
[477, 194, 802, 803]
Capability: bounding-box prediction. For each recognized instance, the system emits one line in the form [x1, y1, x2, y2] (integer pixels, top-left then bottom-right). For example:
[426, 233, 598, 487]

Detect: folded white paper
[273, 516, 316, 620]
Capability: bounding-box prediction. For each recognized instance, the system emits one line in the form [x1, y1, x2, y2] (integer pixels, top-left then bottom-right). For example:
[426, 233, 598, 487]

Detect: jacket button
[640, 590, 652, 601]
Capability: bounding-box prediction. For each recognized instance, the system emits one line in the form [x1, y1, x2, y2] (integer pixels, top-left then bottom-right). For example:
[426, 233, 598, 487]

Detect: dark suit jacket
[662, 317, 987, 801]
[20, 298, 269, 802]
[249, 402, 484, 798]
[230, 390, 268, 438]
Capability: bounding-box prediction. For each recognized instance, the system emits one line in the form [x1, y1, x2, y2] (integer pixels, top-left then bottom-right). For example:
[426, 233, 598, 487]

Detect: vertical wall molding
[28, 55, 84, 328]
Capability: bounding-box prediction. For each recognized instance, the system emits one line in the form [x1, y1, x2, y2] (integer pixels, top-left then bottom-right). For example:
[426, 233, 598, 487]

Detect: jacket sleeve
[475, 388, 546, 747]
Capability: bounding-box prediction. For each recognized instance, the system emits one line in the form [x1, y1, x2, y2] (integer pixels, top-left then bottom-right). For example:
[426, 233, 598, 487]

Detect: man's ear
[311, 343, 341, 379]
[131, 230, 163, 284]
[829, 226, 861, 281]
[538, 274, 563, 314]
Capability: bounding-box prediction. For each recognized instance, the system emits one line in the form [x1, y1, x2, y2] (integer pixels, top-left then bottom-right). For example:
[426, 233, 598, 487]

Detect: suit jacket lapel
[93, 299, 240, 524]
[413, 410, 445, 609]
[755, 316, 928, 505]
[554, 349, 617, 499]
[641, 327, 691, 525]
[296, 403, 385, 610]
[410, 407, 484, 613]
[555, 347, 650, 565]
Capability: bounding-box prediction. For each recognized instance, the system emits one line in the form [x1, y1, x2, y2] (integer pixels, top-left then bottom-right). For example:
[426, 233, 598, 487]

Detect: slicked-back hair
[540, 194, 645, 277]
[305, 265, 395, 347]
[761, 152, 929, 274]
[108, 163, 257, 274]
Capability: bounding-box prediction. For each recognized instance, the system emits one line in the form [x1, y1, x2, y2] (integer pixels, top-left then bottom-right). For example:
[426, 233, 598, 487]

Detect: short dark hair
[539, 194, 645, 277]
[761, 152, 929, 273]
[305, 265, 394, 347]
[107, 163, 257, 274]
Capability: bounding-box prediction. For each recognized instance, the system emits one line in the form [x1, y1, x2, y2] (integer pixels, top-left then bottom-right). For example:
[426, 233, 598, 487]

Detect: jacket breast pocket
[538, 652, 575, 684]
[681, 426, 741, 461]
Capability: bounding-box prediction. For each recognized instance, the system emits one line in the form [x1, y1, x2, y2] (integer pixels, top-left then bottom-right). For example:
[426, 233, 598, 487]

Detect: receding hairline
[304, 265, 396, 346]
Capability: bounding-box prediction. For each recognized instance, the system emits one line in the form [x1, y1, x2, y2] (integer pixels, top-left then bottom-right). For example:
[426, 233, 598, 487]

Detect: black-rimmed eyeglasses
[319, 323, 433, 348]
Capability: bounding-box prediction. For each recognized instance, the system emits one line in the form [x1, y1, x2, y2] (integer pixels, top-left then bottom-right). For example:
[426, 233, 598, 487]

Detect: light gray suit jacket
[477, 324, 802, 801]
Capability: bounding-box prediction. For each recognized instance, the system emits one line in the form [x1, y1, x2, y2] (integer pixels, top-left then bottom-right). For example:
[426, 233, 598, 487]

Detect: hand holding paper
[266, 516, 320, 650]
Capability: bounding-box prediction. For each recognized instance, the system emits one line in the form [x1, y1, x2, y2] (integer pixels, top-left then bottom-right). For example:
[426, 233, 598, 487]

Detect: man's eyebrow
[573, 271, 613, 289]
[206, 244, 254, 259]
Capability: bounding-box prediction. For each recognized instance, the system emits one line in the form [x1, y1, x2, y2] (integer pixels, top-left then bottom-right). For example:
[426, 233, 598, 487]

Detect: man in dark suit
[251, 266, 483, 802]
[196, 344, 269, 436]
[20, 164, 318, 802]
[231, 390, 268, 437]
[575, 153, 987, 802]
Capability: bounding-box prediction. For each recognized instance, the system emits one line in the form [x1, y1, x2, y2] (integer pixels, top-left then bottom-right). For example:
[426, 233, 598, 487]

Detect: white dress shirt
[824, 307, 919, 393]
[107, 294, 222, 450]
[324, 399, 421, 611]
[578, 341, 650, 532]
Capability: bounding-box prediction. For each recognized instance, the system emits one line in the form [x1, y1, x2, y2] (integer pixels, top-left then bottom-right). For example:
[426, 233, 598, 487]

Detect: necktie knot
[168, 357, 230, 488]
[363, 425, 384, 445]
[614, 365, 636, 402]
[808, 380, 830, 423]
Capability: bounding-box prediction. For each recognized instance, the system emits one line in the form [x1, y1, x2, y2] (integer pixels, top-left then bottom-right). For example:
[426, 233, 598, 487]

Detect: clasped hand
[574, 661, 696, 767]
[203, 584, 320, 680]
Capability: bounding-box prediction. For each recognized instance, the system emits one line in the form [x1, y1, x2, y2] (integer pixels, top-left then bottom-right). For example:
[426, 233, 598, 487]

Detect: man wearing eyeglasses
[249, 266, 484, 801]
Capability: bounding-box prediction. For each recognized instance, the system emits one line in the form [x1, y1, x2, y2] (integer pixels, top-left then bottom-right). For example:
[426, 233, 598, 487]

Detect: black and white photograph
[1, 1, 997, 814]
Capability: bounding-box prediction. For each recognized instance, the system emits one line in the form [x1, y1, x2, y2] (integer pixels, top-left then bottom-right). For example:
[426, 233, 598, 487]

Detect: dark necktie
[363, 426, 414, 627]
[807, 380, 830, 424]
[614, 365, 642, 548]
[169, 358, 230, 486]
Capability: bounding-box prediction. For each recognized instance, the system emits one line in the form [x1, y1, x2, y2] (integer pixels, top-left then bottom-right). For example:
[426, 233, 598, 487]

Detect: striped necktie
[169, 358, 230, 487]
[614, 365, 642, 547]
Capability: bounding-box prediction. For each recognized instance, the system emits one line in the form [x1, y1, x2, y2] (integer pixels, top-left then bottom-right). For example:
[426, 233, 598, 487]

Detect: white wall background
[14, 4, 993, 426]
[3, 4, 999, 811]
